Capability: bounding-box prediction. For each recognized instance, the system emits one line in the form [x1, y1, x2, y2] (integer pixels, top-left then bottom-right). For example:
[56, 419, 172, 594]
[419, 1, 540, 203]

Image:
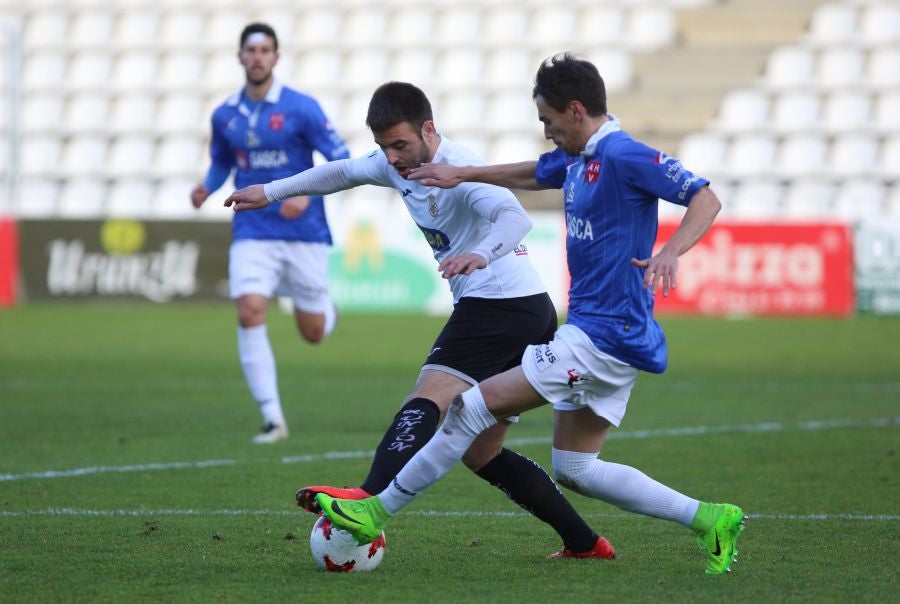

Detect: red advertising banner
[654, 222, 854, 316]
[0, 218, 18, 307]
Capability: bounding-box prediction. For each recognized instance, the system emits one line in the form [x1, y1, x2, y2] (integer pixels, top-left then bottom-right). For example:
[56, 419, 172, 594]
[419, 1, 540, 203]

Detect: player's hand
[279, 196, 311, 220]
[190, 184, 209, 208]
[224, 185, 269, 211]
[438, 253, 487, 279]
[631, 250, 678, 297]
[407, 163, 465, 189]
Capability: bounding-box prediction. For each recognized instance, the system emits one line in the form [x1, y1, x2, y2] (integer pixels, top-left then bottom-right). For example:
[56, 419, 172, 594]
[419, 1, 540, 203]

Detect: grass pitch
[1, 304, 897, 603]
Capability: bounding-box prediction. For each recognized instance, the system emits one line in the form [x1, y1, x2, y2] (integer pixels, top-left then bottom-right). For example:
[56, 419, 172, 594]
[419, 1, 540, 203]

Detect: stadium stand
[0, 0, 897, 220]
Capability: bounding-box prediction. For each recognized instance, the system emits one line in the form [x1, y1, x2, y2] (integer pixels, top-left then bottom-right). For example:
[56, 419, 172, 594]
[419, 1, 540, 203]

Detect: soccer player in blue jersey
[315, 54, 746, 574]
[190, 23, 350, 443]
[225, 81, 619, 559]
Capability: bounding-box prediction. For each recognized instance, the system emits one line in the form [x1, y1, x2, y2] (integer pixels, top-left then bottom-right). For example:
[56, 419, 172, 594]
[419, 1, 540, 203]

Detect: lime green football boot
[317, 493, 391, 544]
[695, 503, 746, 574]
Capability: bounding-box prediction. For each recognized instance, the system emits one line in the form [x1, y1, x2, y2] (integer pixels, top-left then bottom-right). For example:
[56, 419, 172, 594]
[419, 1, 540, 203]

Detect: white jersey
[344, 136, 547, 303]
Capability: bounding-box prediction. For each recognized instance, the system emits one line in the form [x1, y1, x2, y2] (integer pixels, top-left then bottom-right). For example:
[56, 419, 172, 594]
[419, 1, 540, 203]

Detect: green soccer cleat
[316, 493, 391, 544]
[696, 503, 746, 575]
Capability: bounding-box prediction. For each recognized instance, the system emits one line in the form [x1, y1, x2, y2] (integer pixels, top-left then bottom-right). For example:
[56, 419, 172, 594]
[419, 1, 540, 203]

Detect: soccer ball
[309, 515, 386, 572]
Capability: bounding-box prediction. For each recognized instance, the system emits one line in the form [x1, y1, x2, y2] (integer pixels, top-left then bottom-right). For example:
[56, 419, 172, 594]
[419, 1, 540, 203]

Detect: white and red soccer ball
[309, 516, 386, 572]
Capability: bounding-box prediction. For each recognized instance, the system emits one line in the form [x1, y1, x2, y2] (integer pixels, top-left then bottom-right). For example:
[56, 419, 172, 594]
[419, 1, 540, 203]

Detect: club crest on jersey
[245, 130, 261, 148]
[427, 194, 438, 217]
[584, 161, 601, 184]
[269, 113, 285, 130]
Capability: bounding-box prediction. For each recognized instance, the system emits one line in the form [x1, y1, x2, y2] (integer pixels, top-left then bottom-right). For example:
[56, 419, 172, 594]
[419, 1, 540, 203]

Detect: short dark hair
[366, 82, 433, 134]
[239, 23, 279, 52]
[533, 53, 607, 117]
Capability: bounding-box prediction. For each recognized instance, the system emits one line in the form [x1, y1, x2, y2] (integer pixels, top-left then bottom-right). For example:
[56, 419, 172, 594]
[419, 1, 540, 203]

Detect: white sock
[551, 448, 699, 526]
[237, 325, 286, 427]
[323, 302, 337, 337]
[379, 386, 496, 514]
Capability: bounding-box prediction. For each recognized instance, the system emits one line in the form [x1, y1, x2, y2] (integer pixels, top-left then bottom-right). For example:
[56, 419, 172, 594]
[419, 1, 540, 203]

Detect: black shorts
[422, 292, 557, 384]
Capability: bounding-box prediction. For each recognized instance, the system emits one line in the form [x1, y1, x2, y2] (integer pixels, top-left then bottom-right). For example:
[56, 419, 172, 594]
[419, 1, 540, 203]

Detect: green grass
[0, 305, 898, 603]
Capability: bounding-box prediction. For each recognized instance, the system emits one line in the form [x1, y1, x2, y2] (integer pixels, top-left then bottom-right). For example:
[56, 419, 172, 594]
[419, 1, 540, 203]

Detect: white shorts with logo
[229, 239, 332, 314]
[521, 323, 639, 427]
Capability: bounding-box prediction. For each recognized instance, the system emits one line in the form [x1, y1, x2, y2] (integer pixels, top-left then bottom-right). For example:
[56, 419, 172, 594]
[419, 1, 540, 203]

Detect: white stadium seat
[484, 48, 534, 89]
[154, 135, 204, 177]
[157, 93, 204, 133]
[57, 177, 108, 217]
[68, 11, 114, 48]
[483, 6, 529, 46]
[486, 91, 536, 132]
[341, 7, 388, 46]
[860, 4, 900, 44]
[763, 46, 815, 89]
[879, 135, 900, 179]
[577, 6, 626, 46]
[777, 133, 829, 178]
[729, 179, 784, 219]
[727, 133, 778, 177]
[107, 135, 155, 177]
[529, 6, 577, 46]
[110, 93, 157, 134]
[833, 179, 886, 220]
[715, 89, 770, 132]
[159, 10, 205, 48]
[63, 92, 110, 133]
[584, 48, 632, 92]
[107, 178, 155, 217]
[771, 90, 821, 133]
[874, 90, 900, 132]
[823, 91, 872, 133]
[816, 47, 866, 89]
[488, 133, 543, 165]
[153, 177, 201, 219]
[342, 48, 390, 89]
[296, 7, 343, 45]
[783, 179, 837, 218]
[16, 178, 60, 217]
[20, 135, 63, 176]
[388, 7, 434, 45]
[439, 91, 487, 134]
[204, 12, 249, 48]
[867, 47, 900, 88]
[159, 51, 204, 89]
[677, 132, 728, 178]
[111, 50, 158, 91]
[434, 6, 481, 44]
[807, 4, 858, 45]
[114, 10, 159, 49]
[626, 5, 676, 51]
[203, 53, 244, 90]
[23, 51, 66, 91]
[23, 12, 67, 49]
[293, 49, 342, 90]
[67, 51, 113, 90]
[886, 182, 900, 217]
[436, 48, 484, 89]
[22, 93, 65, 133]
[61, 134, 108, 176]
[829, 134, 880, 177]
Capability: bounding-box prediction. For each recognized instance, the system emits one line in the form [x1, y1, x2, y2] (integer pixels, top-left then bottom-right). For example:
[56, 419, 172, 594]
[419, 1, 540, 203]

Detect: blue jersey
[208, 80, 349, 243]
[535, 118, 709, 373]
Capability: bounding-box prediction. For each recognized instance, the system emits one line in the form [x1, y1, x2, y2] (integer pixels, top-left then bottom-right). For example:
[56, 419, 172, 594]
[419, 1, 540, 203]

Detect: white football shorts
[229, 239, 332, 314]
[521, 323, 639, 427]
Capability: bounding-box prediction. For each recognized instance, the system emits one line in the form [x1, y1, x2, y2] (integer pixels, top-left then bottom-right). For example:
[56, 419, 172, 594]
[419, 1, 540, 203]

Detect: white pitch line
[1, 417, 895, 482]
[0, 508, 897, 522]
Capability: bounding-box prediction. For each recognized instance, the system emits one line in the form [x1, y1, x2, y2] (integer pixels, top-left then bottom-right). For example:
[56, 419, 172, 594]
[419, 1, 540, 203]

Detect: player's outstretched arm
[631, 186, 722, 297]
[225, 159, 356, 212]
[409, 161, 548, 191]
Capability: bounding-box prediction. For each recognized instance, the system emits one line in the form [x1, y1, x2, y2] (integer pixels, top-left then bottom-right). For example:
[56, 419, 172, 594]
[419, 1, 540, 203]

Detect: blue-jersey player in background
[190, 23, 349, 443]
[318, 53, 747, 576]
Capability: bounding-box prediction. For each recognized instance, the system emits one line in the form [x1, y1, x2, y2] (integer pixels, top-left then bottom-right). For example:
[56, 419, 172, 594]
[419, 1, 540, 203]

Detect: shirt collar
[581, 114, 621, 157]
[226, 79, 284, 107]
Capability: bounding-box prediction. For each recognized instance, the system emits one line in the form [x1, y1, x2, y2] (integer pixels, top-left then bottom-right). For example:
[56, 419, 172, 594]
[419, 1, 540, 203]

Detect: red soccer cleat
[548, 536, 617, 560]
[296, 485, 371, 514]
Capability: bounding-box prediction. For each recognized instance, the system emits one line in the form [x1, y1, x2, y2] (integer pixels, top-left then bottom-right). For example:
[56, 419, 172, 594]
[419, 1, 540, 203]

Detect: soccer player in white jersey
[191, 23, 350, 443]
[314, 56, 746, 575]
[225, 81, 616, 559]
